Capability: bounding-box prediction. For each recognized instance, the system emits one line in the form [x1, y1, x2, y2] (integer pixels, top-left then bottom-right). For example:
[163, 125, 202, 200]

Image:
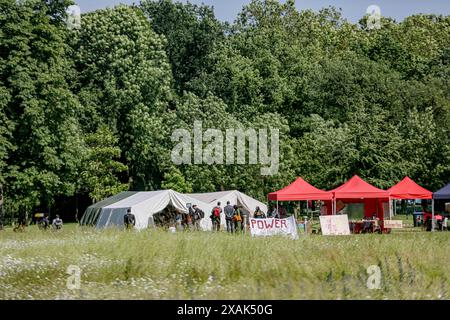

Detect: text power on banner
[250, 216, 298, 239]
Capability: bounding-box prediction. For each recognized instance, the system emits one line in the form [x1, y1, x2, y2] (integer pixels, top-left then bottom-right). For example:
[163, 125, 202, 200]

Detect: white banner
[384, 220, 403, 229]
[249, 216, 298, 239]
[319, 214, 350, 235]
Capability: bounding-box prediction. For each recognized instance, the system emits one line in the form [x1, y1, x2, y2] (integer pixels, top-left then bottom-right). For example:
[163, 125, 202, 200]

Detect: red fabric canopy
[268, 177, 333, 201]
[331, 175, 390, 199]
[388, 176, 432, 199]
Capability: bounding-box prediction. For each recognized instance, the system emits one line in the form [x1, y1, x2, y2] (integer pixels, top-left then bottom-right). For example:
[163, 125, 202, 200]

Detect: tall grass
[0, 224, 449, 299]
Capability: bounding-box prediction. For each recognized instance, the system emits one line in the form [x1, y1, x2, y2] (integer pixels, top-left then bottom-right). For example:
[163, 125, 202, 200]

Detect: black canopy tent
[433, 183, 450, 231]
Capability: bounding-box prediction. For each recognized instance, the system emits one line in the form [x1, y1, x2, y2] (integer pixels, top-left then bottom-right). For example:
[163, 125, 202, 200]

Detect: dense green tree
[72, 5, 173, 190]
[161, 167, 192, 193]
[80, 125, 128, 203]
[0, 0, 84, 212]
[140, 0, 224, 94]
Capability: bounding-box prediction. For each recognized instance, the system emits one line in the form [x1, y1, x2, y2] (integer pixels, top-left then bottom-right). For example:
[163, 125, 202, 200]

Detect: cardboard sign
[249, 216, 298, 239]
[384, 220, 403, 229]
[319, 214, 350, 235]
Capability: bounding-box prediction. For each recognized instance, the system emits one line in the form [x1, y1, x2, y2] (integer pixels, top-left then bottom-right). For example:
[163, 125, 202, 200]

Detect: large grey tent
[81, 190, 213, 230]
[80, 191, 138, 226]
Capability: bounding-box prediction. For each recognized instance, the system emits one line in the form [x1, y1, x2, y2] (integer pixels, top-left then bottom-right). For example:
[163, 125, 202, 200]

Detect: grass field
[0, 224, 449, 300]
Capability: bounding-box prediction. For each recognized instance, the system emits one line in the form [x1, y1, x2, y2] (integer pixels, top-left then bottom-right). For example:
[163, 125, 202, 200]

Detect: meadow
[0, 224, 449, 300]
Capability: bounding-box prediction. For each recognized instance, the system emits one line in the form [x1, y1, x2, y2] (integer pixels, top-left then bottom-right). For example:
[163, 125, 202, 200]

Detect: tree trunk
[0, 184, 4, 230]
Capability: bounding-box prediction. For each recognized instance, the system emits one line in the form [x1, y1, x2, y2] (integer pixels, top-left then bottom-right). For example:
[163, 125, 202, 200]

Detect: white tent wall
[97, 191, 167, 229]
[188, 190, 268, 227]
[96, 190, 213, 231]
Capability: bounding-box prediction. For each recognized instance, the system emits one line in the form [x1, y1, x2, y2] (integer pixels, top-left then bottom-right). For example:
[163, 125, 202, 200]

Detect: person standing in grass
[191, 204, 204, 231]
[224, 201, 235, 233]
[210, 202, 222, 232]
[14, 207, 27, 232]
[233, 205, 242, 233]
[124, 208, 136, 230]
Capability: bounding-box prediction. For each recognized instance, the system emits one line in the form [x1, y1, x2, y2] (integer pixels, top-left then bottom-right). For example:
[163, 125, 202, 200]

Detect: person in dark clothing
[41, 214, 50, 230]
[14, 209, 27, 232]
[224, 201, 235, 233]
[189, 204, 204, 231]
[124, 208, 136, 230]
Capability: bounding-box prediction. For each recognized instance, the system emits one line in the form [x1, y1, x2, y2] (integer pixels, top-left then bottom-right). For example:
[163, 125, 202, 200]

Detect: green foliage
[141, 0, 224, 94]
[80, 125, 128, 203]
[72, 4, 173, 190]
[161, 167, 192, 193]
[0, 0, 84, 211]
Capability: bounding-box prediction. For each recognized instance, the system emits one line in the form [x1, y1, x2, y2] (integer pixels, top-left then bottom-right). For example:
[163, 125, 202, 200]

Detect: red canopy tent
[388, 176, 434, 230]
[331, 175, 389, 199]
[268, 177, 333, 201]
[330, 175, 390, 220]
[388, 176, 432, 199]
[268, 177, 333, 216]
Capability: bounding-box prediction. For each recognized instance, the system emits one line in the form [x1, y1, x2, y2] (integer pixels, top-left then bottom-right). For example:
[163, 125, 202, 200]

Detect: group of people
[262, 204, 287, 219]
[123, 205, 206, 231]
[123, 202, 281, 233]
[12, 213, 63, 232]
[209, 202, 279, 233]
[210, 201, 249, 233]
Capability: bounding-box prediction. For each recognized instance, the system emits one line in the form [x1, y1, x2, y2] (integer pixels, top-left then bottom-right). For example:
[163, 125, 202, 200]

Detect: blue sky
[74, 0, 450, 23]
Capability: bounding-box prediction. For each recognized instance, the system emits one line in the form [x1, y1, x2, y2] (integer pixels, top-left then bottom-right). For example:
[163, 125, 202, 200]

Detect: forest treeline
[0, 0, 449, 219]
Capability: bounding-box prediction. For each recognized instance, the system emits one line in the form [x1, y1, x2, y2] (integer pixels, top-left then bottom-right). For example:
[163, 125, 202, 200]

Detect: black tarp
[433, 183, 450, 200]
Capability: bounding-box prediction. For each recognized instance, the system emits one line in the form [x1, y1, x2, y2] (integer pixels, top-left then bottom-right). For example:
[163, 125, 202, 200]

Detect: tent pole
[431, 198, 435, 232]
[389, 198, 392, 220]
[276, 200, 279, 218]
[306, 200, 309, 220]
[394, 200, 396, 217]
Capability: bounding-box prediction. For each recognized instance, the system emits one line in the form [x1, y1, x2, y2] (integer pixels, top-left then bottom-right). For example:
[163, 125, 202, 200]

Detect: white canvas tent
[93, 190, 213, 230]
[188, 190, 267, 227]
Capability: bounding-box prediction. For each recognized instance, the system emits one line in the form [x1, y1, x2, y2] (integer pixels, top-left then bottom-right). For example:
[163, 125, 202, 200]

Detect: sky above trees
[75, 0, 450, 23]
